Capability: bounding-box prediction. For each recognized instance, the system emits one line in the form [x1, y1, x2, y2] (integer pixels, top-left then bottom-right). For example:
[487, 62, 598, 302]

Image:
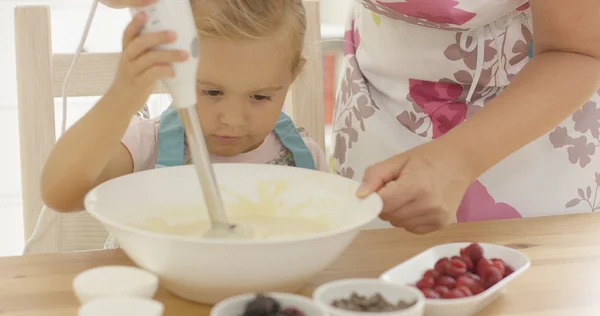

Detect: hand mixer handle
[129, 1, 232, 230]
[130, 0, 199, 109]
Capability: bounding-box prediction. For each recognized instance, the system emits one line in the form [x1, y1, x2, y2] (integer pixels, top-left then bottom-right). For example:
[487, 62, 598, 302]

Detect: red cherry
[456, 275, 484, 295]
[456, 275, 475, 287]
[456, 285, 473, 297]
[416, 276, 435, 290]
[421, 288, 441, 299]
[504, 264, 515, 277]
[433, 285, 450, 297]
[490, 258, 506, 276]
[466, 272, 481, 283]
[461, 243, 484, 262]
[445, 288, 467, 299]
[435, 276, 456, 288]
[461, 255, 474, 271]
[446, 258, 468, 278]
[283, 308, 305, 316]
[452, 255, 474, 271]
[475, 258, 492, 276]
[434, 257, 451, 274]
[423, 269, 441, 280]
[482, 266, 503, 289]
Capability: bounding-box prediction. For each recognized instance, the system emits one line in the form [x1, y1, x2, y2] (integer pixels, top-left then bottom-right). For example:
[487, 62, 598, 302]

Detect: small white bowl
[73, 266, 159, 304]
[211, 292, 325, 316]
[313, 279, 425, 316]
[78, 296, 164, 316]
[379, 243, 531, 316]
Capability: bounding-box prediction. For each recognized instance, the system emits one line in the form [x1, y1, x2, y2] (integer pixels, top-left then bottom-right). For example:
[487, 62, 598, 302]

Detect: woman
[331, 0, 600, 232]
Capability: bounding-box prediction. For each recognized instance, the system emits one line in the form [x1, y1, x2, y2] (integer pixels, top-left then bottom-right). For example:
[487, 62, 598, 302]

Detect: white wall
[0, 1, 131, 107]
[320, 0, 353, 25]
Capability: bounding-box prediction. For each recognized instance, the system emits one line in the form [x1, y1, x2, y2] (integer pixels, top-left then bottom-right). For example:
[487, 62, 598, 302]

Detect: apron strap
[273, 112, 316, 170]
[156, 106, 185, 168]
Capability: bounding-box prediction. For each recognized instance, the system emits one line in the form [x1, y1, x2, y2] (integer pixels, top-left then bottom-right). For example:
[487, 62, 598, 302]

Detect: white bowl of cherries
[380, 243, 531, 316]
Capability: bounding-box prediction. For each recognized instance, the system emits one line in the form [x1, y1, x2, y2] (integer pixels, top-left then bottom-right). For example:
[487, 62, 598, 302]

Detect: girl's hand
[108, 12, 188, 114]
[99, 0, 156, 9]
[356, 139, 475, 234]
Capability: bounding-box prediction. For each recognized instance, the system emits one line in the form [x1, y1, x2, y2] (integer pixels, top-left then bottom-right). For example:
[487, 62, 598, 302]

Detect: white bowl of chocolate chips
[313, 278, 425, 316]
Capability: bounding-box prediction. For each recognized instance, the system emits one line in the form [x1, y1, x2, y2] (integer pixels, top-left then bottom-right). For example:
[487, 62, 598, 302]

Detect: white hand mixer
[24, 0, 249, 254]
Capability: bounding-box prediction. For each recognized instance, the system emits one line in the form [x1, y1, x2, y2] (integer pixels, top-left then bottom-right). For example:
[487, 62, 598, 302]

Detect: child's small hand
[109, 12, 189, 111]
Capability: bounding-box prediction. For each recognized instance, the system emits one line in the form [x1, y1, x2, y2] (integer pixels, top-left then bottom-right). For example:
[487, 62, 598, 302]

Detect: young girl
[41, 0, 328, 216]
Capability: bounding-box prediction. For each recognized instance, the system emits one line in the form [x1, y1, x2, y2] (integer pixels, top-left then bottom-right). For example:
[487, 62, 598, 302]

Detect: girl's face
[194, 36, 298, 157]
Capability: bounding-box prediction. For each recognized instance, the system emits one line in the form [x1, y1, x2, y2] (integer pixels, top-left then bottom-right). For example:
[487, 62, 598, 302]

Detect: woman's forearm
[443, 51, 600, 180]
[41, 92, 139, 210]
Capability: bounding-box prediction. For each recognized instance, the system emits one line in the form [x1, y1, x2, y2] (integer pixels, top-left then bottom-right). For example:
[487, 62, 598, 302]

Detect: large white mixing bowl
[84, 164, 382, 305]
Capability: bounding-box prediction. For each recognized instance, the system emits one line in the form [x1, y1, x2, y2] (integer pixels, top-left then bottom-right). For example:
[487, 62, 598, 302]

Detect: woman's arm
[442, 0, 600, 179]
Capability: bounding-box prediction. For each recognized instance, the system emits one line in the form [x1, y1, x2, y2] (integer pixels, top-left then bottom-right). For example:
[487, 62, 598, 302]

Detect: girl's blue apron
[154, 106, 316, 169]
[528, 41, 534, 59]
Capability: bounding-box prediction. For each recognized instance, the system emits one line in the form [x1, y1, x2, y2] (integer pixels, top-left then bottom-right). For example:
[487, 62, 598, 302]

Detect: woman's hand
[356, 139, 475, 234]
[99, 0, 156, 9]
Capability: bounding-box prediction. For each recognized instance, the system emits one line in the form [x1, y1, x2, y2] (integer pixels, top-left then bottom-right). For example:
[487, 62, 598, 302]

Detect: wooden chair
[15, 1, 324, 254]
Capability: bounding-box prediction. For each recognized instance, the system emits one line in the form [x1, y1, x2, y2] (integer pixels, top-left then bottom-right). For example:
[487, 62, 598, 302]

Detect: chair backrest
[14, 1, 324, 254]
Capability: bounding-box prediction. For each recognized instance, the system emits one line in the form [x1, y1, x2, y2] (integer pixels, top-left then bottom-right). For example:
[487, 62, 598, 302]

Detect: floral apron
[329, 0, 600, 228]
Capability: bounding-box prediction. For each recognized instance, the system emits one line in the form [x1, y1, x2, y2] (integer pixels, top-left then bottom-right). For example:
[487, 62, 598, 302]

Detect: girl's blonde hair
[192, 0, 307, 70]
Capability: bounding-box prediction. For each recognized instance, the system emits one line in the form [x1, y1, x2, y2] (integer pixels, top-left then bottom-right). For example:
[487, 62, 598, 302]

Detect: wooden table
[2, 213, 600, 316]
